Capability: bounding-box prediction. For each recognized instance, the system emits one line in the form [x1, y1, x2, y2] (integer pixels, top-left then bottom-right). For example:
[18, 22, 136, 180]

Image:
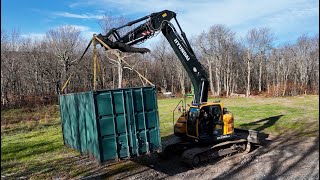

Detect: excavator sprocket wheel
[191, 155, 200, 167]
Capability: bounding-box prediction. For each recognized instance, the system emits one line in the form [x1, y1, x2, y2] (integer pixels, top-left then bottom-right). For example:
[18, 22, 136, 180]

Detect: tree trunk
[63, 62, 69, 93]
[112, 67, 115, 89]
[215, 66, 220, 96]
[117, 60, 123, 88]
[276, 61, 280, 96]
[178, 70, 185, 95]
[246, 52, 251, 97]
[258, 57, 262, 92]
[208, 57, 215, 95]
[226, 55, 230, 97]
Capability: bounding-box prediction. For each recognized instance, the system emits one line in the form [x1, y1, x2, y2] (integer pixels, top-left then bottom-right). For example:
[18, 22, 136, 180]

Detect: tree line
[1, 22, 318, 108]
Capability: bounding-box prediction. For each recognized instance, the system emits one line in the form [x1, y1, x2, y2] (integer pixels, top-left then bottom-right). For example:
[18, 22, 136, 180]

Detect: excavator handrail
[172, 99, 185, 126]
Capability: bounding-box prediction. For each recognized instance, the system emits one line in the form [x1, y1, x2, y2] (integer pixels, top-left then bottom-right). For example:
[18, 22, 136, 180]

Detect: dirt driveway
[81, 131, 319, 180]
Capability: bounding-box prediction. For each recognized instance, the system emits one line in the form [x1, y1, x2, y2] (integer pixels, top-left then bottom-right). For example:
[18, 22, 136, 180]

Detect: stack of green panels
[59, 86, 161, 163]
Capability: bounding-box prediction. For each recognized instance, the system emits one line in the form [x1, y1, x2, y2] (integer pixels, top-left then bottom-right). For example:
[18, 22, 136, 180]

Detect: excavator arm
[97, 10, 209, 104]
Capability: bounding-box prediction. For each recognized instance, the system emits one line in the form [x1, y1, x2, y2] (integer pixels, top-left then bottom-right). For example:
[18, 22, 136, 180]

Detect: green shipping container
[59, 86, 161, 163]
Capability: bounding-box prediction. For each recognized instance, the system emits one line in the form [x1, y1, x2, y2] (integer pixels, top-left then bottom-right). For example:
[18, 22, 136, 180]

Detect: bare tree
[1, 28, 9, 105]
[150, 37, 171, 92]
[197, 25, 236, 96]
[243, 28, 273, 96]
[98, 15, 133, 88]
[46, 25, 82, 93]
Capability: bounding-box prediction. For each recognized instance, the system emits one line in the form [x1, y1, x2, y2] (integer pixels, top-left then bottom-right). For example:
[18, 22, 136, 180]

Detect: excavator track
[181, 139, 249, 167]
[160, 129, 262, 167]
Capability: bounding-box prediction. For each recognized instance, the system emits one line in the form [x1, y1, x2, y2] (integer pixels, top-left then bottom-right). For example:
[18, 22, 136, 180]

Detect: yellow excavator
[174, 101, 234, 141]
[97, 10, 262, 167]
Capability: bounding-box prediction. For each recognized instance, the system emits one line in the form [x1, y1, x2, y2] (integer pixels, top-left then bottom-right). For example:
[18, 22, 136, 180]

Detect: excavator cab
[175, 102, 234, 143]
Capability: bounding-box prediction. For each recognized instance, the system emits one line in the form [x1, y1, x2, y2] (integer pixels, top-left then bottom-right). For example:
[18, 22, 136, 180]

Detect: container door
[95, 91, 130, 162]
[96, 92, 118, 161]
[130, 87, 161, 155]
[94, 86, 161, 162]
[142, 88, 161, 151]
[125, 91, 138, 156]
[113, 91, 130, 158]
[132, 89, 149, 154]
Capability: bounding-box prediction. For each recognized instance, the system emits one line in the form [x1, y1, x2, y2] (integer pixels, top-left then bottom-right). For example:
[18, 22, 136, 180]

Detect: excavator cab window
[209, 105, 223, 135]
[199, 106, 213, 136]
[198, 105, 223, 137]
[187, 107, 199, 137]
[210, 105, 222, 122]
[223, 107, 228, 114]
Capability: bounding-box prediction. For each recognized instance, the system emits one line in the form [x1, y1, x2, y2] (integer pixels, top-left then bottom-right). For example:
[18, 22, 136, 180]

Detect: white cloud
[83, 31, 99, 40]
[21, 33, 45, 40]
[85, 0, 318, 43]
[68, 25, 90, 32]
[45, 25, 97, 41]
[66, 26, 98, 40]
[22, 28, 96, 42]
[54, 12, 103, 19]
[52, 24, 91, 32]
[68, 2, 80, 8]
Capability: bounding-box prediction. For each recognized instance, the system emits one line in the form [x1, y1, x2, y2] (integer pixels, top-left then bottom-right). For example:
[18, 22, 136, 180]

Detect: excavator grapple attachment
[96, 34, 150, 54]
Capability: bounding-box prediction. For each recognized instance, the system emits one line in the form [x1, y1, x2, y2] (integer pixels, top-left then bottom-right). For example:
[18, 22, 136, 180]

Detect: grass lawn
[1, 95, 319, 179]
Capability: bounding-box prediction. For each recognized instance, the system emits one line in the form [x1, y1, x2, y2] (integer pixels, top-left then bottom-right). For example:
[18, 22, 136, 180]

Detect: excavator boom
[97, 10, 209, 104]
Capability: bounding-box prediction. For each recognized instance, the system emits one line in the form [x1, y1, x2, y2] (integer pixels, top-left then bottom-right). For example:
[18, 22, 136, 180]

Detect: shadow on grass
[238, 115, 284, 132]
[2, 154, 98, 179]
[2, 141, 60, 161]
[1, 120, 60, 136]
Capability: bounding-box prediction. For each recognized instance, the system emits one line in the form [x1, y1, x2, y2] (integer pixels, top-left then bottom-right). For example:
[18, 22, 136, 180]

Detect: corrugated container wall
[59, 86, 161, 163]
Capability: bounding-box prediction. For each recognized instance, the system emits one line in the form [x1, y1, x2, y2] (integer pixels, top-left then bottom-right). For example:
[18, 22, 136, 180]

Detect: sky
[1, 0, 319, 46]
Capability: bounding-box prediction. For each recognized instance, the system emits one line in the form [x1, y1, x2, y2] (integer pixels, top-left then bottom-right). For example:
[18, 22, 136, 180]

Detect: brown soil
[80, 132, 319, 180]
